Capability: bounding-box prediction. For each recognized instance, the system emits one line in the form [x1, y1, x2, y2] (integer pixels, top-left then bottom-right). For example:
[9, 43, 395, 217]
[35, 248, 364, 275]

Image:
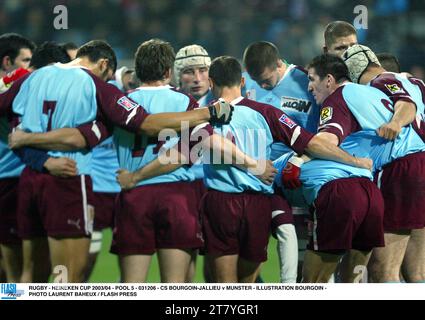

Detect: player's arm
[9, 128, 88, 151]
[8, 117, 112, 151]
[90, 73, 233, 136]
[0, 73, 30, 116]
[265, 108, 371, 168]
[13, 147, 77, 177]
[377, 100, 416, 140]
[202, 129, 277, 185]
[303, 133, 371, 168]
[269, 106, 371, 189]
[116, 147, 187, 190]
[137, 103, 231, 136]
[371, 74, 417, 140]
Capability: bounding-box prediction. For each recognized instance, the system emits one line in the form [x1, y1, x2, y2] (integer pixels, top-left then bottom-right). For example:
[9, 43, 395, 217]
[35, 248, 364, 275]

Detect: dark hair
[324, 21, 357, 48]
[308, 54, 350, 83]
[61, 42, 78, 52]
[209, 56, 242, 88]
[243, 41, 279, 79]
[0, 33, 36, 64]
[135, 39, 175, 83]
[76, 40, 117, 73]
[30, 41, 71, 70]
[376, 53, 401, 73]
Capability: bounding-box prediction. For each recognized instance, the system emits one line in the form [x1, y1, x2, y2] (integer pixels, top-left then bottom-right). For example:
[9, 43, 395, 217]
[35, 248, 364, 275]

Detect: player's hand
[355, 157, 373, 171]
[8, 129, 30, 149]
[282, 157, 303, 190]
[252, 159, 277, 185]
[2, 68, 29, 86]
[43, 157, 78, 178]
[377, 121, 402, 140]
[209, 98, 234, 125]
[116, 169, 136, 190]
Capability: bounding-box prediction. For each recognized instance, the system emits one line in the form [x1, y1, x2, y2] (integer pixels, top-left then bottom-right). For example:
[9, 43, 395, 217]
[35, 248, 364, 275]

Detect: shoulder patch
[117, 96, 139, 111]
[320, 107, 333, 125]
[384, 83, 405, 95]
[279, 114, 297, 129]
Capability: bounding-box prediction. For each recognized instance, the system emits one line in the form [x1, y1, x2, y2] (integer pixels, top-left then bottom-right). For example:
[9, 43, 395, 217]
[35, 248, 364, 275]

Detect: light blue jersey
[91, 137, 121, 193]
[13, 64, 98, 175]
[369, 72, 425, 141]
[243, 65, 319, 160]
[0, 118, 25, 178]
[274, 131, 385, 205]
[114, 85, 196, 187]
[204, 97, 274, 194]
[191, 89, 215, 180]
[242, 71, 269, 102]
[321, 83, 425, 165]
[89, 81, 124, 193]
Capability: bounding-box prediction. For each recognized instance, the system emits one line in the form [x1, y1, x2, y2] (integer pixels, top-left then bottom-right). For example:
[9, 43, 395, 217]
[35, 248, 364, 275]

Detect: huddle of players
[1, 19, 424, 284]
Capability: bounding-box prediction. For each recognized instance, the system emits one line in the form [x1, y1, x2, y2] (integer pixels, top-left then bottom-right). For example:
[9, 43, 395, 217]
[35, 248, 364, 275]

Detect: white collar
[136, 85, 171, 90]
[230, 96, 244, 105]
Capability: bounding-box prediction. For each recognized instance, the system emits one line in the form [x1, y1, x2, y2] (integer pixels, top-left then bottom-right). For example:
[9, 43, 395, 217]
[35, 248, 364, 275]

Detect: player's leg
[41, 174, 94, 283]
[368, 231, 410, 282]
[401, 228, 425, 282]
[341, 180, 384, 283]
[235, 193, 272, 283]
[0, 244, 22, 282]
[20, 238, 50, 283]
[83, 231, 103, 282]
[155, 182, 203, 283]
[48, 237, 90, 282]
[271, 193, 297, 283]
[17, 168, 50, 282]
[304, 178, 371, 283]
[83, 192, 116, 282]
[238, 258, 262, 283]
[0, 251, 6, 282]
[119, 254, 152, 283]
[293, 211, 310, 283]
[0, 177, 22, 282]
[339, 249, 372, 283]
[371, 153, 425, 282]
[111, 186, 157, 283]
[302, 250, 342, 282]
[158, 249, 193, 282]
[208, 254, 238, 282]
[185, 250, 198, 283]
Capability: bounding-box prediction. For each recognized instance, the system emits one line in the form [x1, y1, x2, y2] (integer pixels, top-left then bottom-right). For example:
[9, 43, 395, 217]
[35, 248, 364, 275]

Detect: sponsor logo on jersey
[117, 96, 139, 111]
[320, 107, 333, 125]
[385, 83, 405, 95]
[281, 96, 312, 113]
[279, 114, 297, 129]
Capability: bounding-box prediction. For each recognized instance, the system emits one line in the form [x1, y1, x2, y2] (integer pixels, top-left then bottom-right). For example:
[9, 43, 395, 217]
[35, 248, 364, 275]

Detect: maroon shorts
[192, 179, 207, 209]
[111, 181, 203, 255]
[270, 190, 294, 235]
[308, 178, 385, 252]
[375, 152, 425, 231]
[92, 192, 117, 231]
[201, 189, 272, 263]
[17, 167, 95, 239]
[0, 178, 21, 245]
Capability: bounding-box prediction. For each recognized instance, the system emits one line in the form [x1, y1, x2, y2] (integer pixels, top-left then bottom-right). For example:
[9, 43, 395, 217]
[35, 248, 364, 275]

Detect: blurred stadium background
[1, 0, 424, 75]
[1, 0, 424, 282]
